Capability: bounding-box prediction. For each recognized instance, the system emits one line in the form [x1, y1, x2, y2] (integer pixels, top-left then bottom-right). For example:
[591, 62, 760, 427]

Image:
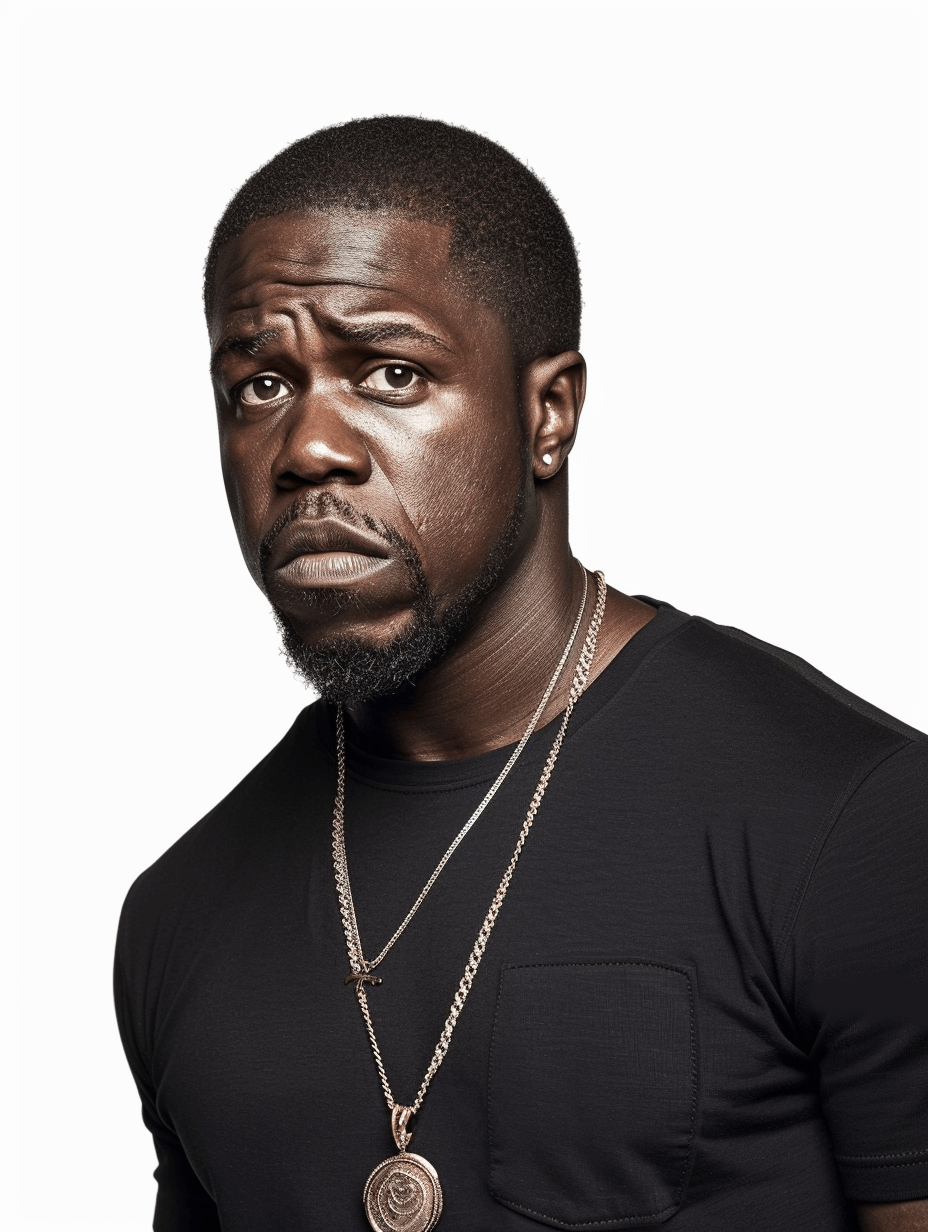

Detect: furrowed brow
[325, 319, 452, 354]
[210, 328, 280, 373]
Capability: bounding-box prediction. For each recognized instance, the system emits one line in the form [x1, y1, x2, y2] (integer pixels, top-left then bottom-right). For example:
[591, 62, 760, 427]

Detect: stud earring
[542, 453, 553, 465]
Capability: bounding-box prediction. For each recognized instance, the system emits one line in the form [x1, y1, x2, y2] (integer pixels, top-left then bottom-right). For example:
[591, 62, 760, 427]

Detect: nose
[272, 387, 373, 490]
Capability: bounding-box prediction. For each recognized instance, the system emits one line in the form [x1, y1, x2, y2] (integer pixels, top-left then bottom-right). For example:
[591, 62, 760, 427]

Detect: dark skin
[210, 210, 927, 1229]
[211, 209, 652, 760]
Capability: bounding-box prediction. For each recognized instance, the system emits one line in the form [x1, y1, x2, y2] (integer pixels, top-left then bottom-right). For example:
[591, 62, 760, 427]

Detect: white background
[1, 2, 925, 1228]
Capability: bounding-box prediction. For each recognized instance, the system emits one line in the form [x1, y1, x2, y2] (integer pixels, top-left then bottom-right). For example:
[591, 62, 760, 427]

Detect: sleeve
[786, 737, 928, 1203]
[114, 935, 221, 1231]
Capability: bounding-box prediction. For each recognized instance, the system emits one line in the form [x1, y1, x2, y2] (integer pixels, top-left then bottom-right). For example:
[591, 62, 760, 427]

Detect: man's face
[209, 211, 528, 698]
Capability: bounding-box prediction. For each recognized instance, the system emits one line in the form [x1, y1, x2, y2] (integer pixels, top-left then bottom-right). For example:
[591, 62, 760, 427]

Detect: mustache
[259, 491, 382, 566]
[258, 490, 427, 594]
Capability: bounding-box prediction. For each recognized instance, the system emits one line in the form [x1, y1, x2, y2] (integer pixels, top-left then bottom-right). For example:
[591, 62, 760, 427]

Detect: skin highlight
[210, 208, 928, 1227]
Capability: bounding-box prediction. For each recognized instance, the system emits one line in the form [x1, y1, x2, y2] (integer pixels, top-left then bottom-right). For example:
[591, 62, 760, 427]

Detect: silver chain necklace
[332, 569, 608, 1232]
[335, 566, 588, 984]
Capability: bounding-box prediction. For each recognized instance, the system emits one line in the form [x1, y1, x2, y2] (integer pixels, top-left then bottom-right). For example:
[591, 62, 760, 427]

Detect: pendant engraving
[363, 1152, 443, 1232]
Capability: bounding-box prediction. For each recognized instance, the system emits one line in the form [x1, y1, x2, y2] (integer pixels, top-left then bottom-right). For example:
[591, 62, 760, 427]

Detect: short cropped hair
[204, 116, 581, 365]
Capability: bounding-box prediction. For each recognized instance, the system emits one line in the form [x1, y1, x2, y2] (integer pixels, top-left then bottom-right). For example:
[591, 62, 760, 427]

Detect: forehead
[210, 211, 467, 343]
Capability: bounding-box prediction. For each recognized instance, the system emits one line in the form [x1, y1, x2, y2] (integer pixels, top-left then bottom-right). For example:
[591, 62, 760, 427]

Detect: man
[115, 117, 928, 1231]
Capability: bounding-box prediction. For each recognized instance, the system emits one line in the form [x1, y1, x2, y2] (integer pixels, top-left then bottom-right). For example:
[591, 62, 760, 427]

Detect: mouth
[265, 516, 393, 589]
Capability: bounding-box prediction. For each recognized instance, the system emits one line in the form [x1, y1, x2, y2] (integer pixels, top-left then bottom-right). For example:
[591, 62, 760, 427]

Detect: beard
[263, 487, 526, 704]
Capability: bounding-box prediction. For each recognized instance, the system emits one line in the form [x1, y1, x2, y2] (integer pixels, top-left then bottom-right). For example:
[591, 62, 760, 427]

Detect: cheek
[396, 396, 524, 592]
[219, 428, 274, 583]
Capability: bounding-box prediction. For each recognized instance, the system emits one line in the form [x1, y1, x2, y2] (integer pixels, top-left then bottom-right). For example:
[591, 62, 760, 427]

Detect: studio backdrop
[1, 3, 925, 1229]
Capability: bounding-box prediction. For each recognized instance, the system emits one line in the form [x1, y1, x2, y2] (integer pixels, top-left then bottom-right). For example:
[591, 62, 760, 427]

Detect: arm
[144, 1109, 222, 1232]
[787, 740, 928, 1209]
[115, 942, 221, 1230]
[858, 1200, 928, 1231]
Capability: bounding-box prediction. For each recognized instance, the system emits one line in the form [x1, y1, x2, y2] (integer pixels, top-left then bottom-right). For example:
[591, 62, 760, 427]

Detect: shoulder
[788, 733, 928, 947]
[647, 611, 925, 772]
[616, 608, 928, 974]
[614, 608, 927, 921]
[693, 615, 920, 738]
[672, 615, 927, 923]
[116, 703, 324, 956]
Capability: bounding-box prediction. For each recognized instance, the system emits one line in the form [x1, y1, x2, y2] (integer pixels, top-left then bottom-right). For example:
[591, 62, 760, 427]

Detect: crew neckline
[312, 599, 692, 791]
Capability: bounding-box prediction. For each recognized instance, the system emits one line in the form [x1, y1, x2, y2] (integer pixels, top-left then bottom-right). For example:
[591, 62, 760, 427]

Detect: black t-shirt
[115, 603, 928, 1231]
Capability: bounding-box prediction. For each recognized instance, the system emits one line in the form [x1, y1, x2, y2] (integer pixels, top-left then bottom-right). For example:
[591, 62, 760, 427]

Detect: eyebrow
[210, 317, 452, 376]
[210, 328, 280, 373]
[324, 318, 453, 354]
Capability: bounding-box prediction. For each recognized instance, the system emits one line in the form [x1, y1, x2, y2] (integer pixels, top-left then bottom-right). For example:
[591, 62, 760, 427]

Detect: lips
[264, 516, 393, 589]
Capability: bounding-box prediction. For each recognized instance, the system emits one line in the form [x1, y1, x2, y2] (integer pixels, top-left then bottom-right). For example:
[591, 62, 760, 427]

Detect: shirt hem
[839, 1156, 928, 1204]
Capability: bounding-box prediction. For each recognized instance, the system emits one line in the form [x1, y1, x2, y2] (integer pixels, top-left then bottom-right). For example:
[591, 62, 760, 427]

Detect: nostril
[276, 468, 361, 490]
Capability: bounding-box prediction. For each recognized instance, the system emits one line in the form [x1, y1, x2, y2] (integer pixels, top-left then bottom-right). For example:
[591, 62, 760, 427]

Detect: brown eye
[362, 365, 421, 393]
[384, 365, 413, 388]
[239, 377, 287, 406]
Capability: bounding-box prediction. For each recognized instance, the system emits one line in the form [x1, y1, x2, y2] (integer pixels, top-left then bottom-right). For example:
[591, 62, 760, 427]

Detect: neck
[344, 508, 655, 762]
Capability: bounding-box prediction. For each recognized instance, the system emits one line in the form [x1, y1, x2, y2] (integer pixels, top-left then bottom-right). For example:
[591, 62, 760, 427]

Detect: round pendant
[363, 1151, 443, 1232]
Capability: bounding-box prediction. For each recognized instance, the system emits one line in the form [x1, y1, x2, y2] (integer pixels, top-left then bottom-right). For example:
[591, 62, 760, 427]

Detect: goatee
[264, 489, 525, 704]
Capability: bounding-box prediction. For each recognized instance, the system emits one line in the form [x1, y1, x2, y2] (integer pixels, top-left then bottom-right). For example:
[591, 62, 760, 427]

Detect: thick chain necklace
[332, 569, 607, 1232]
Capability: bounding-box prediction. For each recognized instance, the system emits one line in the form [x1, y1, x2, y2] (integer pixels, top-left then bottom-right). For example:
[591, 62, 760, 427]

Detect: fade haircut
[204, 116, 581, 365]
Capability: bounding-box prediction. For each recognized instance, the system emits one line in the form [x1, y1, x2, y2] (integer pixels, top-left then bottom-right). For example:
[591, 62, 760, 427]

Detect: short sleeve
[787, 737, 928, 1203]
[114, 947, 221, 1231]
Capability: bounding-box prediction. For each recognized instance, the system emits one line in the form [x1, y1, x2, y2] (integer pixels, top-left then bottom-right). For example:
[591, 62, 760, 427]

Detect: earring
[542, 453, 553, 465]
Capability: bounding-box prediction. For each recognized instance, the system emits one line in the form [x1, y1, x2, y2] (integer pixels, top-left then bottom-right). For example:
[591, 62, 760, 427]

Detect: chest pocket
[487, 961, 699, 1229]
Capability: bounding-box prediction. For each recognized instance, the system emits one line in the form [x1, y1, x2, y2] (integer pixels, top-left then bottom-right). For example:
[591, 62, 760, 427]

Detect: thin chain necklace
[335, 566, 588, 985]
[332, 569, 607, 1232]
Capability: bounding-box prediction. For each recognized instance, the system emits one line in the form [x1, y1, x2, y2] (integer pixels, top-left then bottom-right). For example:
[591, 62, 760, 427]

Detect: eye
[237, 376, 289, 407]
[361, 364, 422, 393]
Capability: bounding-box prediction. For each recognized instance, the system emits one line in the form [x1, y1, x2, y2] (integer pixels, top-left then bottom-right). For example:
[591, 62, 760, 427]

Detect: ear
[520, 351, 586, 479]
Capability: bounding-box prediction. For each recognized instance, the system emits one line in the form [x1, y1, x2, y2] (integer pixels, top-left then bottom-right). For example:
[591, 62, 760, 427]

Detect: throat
[344, 576, 655, 762]
[343, 563, 580, 761]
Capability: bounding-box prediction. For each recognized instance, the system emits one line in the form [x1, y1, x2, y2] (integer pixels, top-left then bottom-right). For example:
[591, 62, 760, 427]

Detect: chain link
[333, 569, 608, 1117]
[334, 568, 589, 977]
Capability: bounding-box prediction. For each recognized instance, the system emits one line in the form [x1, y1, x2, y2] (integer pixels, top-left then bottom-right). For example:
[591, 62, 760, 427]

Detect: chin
[272, 601, 450, 704]
[281, 594, 423, 647]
